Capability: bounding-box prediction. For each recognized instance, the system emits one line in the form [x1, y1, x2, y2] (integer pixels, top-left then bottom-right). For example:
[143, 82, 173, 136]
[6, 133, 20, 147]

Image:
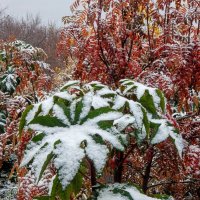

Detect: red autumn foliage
[56, 0, 200, 199]
[0, 39, 52, 192]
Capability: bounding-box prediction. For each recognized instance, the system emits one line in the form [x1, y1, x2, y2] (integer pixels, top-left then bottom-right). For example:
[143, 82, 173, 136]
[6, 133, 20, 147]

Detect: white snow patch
[129, 100, 146, 140]
[79, 92, 93, 120]
[53, 104, 70, 126]
[114, 114, 135, 131]
[112, 95, 127, 110]
[151, 119, 170, 144]
[26, 104, 40, 123]
[54, 91, 73, 101]
[41, 97, 54, 115]
[92, 95, 110, 109]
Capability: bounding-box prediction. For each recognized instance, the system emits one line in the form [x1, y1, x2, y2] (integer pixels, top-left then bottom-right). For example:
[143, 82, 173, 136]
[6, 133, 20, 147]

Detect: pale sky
[0, 0, 72, 27]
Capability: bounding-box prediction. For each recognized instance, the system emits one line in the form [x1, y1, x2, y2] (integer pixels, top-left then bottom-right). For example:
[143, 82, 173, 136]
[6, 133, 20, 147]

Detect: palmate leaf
[20, 83, 125, 195]
[22, 107, 123, 186]
[113, 95, 150, 142]
[20, 79, 183, 198]
[120, 79, 166, 114]
[119, 79, 183, 155]
[94, 184, 173, 200]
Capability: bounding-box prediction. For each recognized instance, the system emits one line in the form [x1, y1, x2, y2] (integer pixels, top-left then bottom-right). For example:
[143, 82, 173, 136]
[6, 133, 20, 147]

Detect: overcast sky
[0, 0, 72, 27]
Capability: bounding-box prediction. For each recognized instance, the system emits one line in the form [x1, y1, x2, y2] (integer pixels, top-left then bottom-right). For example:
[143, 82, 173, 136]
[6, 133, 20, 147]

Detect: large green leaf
[74, 99, 84, 123]
[55, 100, 71, 123]
[19, 105, 34, 136]
[80, 107, 116, 124]
[50, 171, 83, 200]
[38, 152, 54, 182]
[29, 116, 66, 127]
[140, 90, 157, 115]
[156, 90, 166, 113]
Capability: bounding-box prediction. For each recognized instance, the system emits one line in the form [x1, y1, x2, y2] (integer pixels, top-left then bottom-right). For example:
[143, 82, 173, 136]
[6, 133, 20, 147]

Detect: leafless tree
[0, 10, 62, 67]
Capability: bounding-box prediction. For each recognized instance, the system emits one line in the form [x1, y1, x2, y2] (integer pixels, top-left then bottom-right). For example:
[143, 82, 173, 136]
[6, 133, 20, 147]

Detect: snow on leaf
[60, 80, 80, 91]
[20, 79, 182, 193]
[54, 91, 74, 101]
[21, 83, 126, 190]
[26, 104, 40, 124]
[53, 104, 71, 126]
[96, 184, 173, 200]
[79, 91, 93, 121]
[112, 95, 127, 110]
[114, 114, 135, 131]
[120, 79, 165, 113]
[169, 131, 184, 157]
[96, 87, 116, 96]
[92, 95, 110, 109]
[41, 97, 54, 115]
[0, 67, 19, 94]
[84, 112, 122, 126]
[85, 138, 109, 172]
[128, 100, 147, 140]
[150, 119, 184, 157]
[150, 119, 170, 144]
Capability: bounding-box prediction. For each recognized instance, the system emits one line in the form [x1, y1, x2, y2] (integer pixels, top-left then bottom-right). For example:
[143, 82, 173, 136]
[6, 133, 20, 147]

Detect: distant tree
[0, 12, 61, 67]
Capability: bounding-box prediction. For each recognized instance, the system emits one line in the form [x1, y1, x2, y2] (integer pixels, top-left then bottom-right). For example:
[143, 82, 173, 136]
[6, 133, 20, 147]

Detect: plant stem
[142, 146, 154, 194]
[147, 179, 200, 190]
[88, 158, 97, 192]
[114, 151, 124, 183]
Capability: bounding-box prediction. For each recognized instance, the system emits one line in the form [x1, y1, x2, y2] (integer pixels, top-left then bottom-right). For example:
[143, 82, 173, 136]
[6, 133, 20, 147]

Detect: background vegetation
[0, 0, 199, 199]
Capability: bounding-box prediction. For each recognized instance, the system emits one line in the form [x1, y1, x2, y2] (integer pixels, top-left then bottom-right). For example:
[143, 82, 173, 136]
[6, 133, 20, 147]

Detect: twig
[147, 179, 200, 190]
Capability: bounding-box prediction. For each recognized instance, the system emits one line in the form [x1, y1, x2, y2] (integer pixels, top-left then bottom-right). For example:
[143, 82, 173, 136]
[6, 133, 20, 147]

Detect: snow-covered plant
[120, 79, 183, 155]
[19, 79, 182, 199]
[0, 39, 51, 98]
[0, 110, 6, 133]
[0, 66, 19, 94]
[10, 40, 48, 62]
[95, 184, 173, 200]
[0, 39, 52, 185]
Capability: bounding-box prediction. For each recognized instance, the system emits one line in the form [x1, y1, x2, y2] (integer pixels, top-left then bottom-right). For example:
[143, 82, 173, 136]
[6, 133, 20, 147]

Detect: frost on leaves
[96, 184, 173, 200]
[20, 80, 183, 198]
